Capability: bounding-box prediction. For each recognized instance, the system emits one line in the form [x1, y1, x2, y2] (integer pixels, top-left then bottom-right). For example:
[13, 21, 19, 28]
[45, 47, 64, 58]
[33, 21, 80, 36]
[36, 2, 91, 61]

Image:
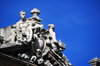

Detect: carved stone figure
[48, 24, 58, 51]
[6, 11, 26, 43]
[16, 11, 27, 43]
[48, 24, 57, 43]
[0, 8, 73, 66]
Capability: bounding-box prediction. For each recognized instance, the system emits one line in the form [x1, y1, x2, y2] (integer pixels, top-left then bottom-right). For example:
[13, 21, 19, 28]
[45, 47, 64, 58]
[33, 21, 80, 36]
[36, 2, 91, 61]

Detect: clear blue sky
[0, 0, 100, 66]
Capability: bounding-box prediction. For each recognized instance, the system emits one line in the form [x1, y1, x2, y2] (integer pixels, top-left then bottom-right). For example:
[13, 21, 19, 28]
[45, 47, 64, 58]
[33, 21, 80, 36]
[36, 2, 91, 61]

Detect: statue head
[48, 24, 55, 31]
[20, 11, 26, 19]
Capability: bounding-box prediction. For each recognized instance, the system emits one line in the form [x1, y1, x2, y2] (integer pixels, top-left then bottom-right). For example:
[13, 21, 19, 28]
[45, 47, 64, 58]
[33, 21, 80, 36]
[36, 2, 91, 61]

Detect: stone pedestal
[89, 57, 100, 66]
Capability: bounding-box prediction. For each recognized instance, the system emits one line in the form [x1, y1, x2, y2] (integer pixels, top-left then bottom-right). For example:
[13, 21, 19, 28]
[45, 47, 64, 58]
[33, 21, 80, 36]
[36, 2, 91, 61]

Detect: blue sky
[0, 0, 100, 66]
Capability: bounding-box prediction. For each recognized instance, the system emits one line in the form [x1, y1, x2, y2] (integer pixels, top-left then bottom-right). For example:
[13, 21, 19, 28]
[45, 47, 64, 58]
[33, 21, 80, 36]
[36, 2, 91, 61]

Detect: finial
[31, 8, 40, 15]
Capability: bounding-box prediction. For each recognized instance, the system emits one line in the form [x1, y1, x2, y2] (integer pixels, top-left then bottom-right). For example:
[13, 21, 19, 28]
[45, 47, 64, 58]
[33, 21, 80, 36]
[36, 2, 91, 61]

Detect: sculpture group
[0, 8, 72, 66]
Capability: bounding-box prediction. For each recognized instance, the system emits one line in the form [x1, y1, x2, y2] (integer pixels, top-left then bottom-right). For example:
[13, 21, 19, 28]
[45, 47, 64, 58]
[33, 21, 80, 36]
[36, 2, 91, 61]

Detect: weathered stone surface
[0, 8, 73, 66]
[89, 57, 100, 66]
[0, 53, 37, 66]
[0, 26, 11, 40]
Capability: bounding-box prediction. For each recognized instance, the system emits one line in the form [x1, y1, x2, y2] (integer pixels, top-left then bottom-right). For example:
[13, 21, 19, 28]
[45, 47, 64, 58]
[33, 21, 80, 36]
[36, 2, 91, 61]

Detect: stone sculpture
[6, 11, 26, 43]
[48, 24, 57, 43]
[0, 8, 73, 66]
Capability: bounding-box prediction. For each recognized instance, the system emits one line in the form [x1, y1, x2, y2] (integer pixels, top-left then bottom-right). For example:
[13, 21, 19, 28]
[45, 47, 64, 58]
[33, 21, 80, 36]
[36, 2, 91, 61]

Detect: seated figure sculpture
[48, 24, 57, 43]
[21, 8, 44, 43]
[6, 11, 26, 43]
[6, 9, 43, 44]
[48, 24, 58, 51]
[16, 11, 27, 43]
